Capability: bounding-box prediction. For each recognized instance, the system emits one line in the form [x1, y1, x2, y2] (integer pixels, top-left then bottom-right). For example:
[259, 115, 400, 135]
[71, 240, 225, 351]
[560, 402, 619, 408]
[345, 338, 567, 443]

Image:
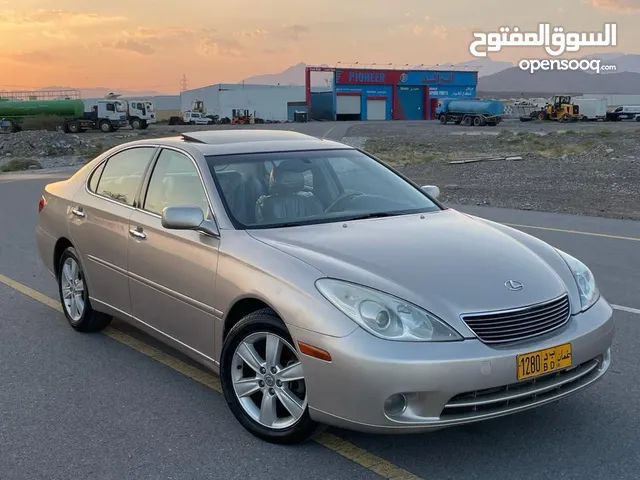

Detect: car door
[69, 145, 157, 316]
[127, 147, 220, 360]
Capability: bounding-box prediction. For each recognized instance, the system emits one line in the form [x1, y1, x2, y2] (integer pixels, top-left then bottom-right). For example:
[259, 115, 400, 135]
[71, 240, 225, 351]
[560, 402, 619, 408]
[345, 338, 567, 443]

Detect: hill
[478, 68, 640, 94]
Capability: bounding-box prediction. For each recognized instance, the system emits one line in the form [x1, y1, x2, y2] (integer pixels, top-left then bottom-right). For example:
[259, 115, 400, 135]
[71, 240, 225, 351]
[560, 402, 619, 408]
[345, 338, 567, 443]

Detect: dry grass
[0, 158, 42, 172]
[364, 138, 441, 165]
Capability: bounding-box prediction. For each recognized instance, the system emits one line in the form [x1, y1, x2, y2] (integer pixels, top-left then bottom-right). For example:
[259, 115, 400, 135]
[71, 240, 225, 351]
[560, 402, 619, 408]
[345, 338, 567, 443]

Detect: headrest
[270, 166, 304, 194]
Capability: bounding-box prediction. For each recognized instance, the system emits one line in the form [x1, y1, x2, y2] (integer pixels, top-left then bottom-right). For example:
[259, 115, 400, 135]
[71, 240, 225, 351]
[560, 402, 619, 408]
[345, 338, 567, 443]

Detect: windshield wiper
[343, 212, 399, 221]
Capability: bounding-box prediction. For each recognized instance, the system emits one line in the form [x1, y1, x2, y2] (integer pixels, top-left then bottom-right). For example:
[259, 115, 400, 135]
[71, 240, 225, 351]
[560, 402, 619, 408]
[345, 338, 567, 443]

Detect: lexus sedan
[36, 129, 614, 444]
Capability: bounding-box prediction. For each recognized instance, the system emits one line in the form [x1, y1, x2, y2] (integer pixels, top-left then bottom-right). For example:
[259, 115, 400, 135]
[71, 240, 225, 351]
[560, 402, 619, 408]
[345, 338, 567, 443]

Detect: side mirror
[421, 185, 440, 199]
[161, 205, 219, 236]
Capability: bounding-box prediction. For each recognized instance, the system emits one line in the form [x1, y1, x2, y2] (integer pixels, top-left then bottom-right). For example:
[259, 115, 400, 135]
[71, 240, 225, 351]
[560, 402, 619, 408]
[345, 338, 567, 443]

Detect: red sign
[336, 69, 406, 85]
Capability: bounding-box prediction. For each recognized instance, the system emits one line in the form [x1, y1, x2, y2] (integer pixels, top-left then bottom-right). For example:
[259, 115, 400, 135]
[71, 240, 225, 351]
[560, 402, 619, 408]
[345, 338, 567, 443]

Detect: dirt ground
[343, 121, 640, 220]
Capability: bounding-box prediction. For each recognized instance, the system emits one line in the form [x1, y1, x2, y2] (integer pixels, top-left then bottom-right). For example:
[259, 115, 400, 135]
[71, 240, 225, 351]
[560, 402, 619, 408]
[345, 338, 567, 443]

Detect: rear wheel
[57, 247, 112, 332]
[220, 309, 322, 444]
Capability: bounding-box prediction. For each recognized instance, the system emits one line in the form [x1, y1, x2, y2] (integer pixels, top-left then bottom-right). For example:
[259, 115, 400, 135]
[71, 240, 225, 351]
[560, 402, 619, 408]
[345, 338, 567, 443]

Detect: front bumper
[289, 296, 614, 434]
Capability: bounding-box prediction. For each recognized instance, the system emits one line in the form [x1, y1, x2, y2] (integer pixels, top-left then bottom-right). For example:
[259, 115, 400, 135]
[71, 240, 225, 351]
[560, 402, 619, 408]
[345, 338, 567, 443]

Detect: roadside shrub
[0, 158, 42, 172]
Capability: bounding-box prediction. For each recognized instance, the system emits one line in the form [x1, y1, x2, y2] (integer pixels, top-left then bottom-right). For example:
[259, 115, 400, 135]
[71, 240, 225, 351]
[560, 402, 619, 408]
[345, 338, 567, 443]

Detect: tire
[57, 247, 112, 332]
[67, 122, 80, 133]
[99, 121, 112, 133]
[131, 119, 142, 129]
[220, 308, 323, 444]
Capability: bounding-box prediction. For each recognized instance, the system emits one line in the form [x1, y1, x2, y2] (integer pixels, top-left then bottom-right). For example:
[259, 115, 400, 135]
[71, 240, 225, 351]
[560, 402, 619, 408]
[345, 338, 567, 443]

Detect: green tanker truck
[0, 98, 128, 134]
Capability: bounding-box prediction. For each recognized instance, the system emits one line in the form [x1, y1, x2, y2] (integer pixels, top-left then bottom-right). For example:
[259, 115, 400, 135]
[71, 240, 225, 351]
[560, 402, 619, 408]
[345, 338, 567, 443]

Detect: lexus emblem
[505, 280, 523, 291]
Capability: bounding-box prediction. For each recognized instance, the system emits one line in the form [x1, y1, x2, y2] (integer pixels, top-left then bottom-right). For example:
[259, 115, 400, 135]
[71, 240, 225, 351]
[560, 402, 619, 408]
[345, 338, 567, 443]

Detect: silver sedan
[36, 130, 614, 444]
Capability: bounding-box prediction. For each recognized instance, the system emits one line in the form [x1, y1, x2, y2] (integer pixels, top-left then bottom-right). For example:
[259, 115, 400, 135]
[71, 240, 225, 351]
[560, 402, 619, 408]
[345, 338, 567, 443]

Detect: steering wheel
[324, 191, 364, 213]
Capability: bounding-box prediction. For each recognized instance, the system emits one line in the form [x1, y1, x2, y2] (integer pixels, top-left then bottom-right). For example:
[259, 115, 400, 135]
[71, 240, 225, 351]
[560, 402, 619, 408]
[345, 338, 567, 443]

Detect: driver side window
[327, 157, 396, 198]
[143, 149, 209, 216]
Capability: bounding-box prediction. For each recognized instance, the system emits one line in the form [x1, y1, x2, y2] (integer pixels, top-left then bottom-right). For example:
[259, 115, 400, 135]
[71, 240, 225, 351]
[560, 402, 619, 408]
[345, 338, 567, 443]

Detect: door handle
[129, 227, 147, 239]
[71, 206, 85, 217]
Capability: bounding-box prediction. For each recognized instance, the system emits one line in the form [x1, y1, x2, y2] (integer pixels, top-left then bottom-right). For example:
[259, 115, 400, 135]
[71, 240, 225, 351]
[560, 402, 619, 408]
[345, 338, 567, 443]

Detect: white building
[180, 83, 326, 122]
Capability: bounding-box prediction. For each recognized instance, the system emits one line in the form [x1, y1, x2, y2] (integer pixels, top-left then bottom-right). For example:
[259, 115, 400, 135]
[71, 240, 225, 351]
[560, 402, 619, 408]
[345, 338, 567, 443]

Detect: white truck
[573, 98, 607, 121]
[125, 99, 157, 129]
[82, 99, 129, 132]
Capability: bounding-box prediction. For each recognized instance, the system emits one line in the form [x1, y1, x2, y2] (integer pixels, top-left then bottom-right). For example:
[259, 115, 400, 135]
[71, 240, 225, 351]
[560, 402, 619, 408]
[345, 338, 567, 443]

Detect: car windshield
[205, 148, 441, 229]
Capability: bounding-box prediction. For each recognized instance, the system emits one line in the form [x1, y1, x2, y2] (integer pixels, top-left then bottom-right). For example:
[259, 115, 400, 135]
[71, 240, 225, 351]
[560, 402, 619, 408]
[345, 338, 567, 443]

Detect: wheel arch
[53, 237, 74, 279]
[222, 296, 283, 341]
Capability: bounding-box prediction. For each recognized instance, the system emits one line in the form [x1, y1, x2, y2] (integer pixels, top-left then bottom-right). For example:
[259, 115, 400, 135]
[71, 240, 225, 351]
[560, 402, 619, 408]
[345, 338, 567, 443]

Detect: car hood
[247, 209, 570, 337]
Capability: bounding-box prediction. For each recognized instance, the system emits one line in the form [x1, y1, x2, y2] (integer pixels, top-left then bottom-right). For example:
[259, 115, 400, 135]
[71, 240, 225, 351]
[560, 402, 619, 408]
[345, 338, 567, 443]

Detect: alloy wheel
[231, 331, 307, 430]
[60, 257, 85, 322]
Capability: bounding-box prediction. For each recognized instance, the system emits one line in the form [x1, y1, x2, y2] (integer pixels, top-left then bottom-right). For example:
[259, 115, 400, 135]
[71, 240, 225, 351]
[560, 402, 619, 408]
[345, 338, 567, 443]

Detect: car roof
[127, 129, 355, 156]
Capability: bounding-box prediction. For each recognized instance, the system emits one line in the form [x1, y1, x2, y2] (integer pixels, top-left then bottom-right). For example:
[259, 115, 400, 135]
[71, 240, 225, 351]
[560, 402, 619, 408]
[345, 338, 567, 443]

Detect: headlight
[315, 278, 462, 342]
[555, 249, 599, 311]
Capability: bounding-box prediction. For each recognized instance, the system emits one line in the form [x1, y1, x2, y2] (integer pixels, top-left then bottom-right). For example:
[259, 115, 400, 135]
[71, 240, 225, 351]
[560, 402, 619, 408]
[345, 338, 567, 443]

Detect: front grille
[461, 294, 571, 344]
[441, 357, 603, 419]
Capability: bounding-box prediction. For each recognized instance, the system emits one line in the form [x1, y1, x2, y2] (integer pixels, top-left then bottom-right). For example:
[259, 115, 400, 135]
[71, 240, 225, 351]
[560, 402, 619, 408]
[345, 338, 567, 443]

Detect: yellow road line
[0, 273, 423, 480]
[503, 222, 640, 242]
[0, 273, 62, 311]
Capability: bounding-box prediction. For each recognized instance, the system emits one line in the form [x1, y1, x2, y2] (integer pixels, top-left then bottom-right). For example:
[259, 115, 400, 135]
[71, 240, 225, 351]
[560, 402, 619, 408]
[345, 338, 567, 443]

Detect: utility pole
[180, 74, 188, 92]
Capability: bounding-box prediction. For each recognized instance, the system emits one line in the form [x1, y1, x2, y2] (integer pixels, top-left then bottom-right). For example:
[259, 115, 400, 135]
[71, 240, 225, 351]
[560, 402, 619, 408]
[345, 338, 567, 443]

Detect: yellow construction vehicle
[536, 95, 583, 122]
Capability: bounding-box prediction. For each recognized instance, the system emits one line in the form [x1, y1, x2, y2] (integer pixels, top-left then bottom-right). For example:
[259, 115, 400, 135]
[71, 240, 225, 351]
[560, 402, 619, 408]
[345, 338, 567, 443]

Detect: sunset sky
[0, 0, 636, 93]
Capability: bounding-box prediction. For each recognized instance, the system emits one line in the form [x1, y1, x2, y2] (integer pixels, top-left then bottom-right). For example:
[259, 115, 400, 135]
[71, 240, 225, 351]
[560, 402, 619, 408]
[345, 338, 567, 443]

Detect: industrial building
[306, 66, 479, 121]
[180, 83, 329, 122]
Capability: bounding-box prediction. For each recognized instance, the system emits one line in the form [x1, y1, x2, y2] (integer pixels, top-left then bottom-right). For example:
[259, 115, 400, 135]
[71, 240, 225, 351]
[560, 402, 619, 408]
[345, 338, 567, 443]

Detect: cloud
[277, 24, 310, 41]
[590, 0, 640, 11]
[430, 25, 448, 40]
[0, 9, 126, 30]
[199, 36, 245, 58]
[107, 39, 156, 55]
[412, 24, 424, 36]
[3, 50, 61, 63]
[234, 29, 269, 38]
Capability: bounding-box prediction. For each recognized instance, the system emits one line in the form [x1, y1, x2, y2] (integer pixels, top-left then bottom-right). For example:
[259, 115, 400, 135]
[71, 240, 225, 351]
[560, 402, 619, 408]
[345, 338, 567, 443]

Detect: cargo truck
[83, 98, 156, 129]
[126, 99, 156, 129]
[573, 98, 606, 121]
[0, 99, 128, 134]
[436, 98, 504, 126]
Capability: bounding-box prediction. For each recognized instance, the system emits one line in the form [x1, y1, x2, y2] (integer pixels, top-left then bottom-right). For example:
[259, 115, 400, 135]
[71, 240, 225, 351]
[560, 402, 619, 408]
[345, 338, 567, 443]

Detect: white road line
[612, 304, 640, 315]
[322, 125, 337, 139]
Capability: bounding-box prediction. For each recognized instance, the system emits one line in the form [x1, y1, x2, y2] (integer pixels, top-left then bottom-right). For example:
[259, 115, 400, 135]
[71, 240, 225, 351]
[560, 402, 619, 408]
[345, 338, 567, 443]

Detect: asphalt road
[0, 169, 638, 480]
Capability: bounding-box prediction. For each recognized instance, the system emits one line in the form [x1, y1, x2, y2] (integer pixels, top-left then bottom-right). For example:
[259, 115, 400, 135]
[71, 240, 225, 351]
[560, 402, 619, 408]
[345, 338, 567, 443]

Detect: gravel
[344, 122, 640, 220]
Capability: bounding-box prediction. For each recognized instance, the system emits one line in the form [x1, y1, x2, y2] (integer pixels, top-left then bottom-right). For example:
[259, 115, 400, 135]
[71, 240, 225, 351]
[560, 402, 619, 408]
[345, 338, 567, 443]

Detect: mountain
[242, 62, 334, 86]
[437, 58, 514, 77]
[478, 68, 640, 94]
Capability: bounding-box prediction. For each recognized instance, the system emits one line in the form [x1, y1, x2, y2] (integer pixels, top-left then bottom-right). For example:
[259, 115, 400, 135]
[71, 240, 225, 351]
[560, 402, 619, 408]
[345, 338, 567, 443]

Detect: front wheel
[57, 246, 112, 332]
[220, 309, 322, 444]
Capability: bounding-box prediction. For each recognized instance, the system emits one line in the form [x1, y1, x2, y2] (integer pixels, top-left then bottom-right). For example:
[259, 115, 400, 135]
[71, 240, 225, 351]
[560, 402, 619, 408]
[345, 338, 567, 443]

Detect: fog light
[384, 393, 407, 416]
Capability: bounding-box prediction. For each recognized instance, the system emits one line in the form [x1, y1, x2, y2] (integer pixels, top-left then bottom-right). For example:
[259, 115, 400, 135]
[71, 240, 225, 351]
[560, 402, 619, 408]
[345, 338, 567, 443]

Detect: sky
[0, 0, 637, 93]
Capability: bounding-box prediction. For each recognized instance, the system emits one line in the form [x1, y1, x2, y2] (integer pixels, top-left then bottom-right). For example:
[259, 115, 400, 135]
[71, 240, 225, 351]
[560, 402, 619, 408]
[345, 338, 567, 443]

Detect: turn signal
[38, 195, 46, 213]
[297, 342, 332, 362]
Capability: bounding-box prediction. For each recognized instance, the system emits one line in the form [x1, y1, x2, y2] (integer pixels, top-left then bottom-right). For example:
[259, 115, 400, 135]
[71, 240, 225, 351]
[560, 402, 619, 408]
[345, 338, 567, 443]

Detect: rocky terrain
[343, 123, 640, 220]
[1, 121, 639, 220]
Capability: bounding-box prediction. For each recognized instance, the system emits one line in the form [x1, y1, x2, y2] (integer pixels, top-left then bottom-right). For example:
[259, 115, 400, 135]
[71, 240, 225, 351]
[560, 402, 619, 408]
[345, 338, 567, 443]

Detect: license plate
[517, 343, 572, 381]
